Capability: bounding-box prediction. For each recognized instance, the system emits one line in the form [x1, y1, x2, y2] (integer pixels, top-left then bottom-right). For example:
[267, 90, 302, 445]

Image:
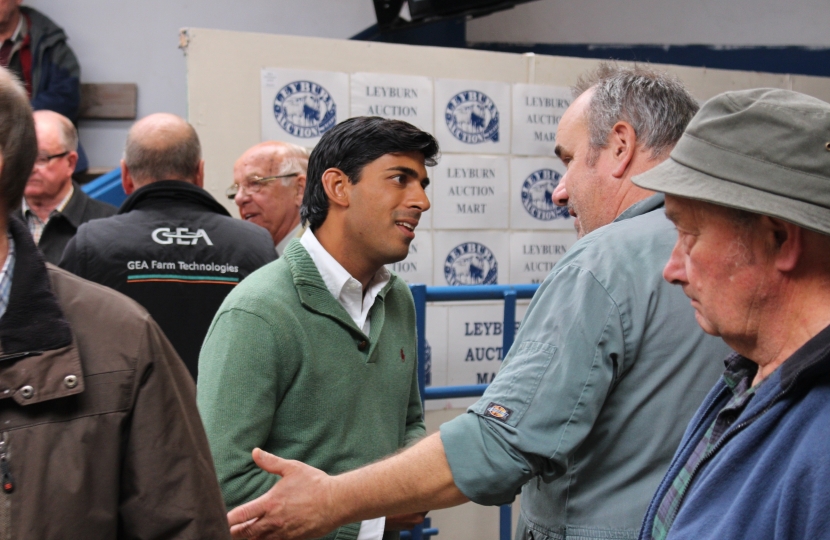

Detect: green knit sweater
[197, 240, 425, 540]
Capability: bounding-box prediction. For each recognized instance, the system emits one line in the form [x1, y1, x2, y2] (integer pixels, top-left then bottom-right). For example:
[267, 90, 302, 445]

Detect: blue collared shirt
[0, 236, 16, 320]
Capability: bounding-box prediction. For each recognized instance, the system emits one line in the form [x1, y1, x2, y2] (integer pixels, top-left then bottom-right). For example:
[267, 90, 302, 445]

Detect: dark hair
[301, 116, 439, 230]
[0, 68, 37, 213]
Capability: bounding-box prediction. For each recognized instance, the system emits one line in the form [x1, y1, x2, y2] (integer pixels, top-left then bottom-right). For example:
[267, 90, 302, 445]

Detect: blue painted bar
[424, 284, 538, 302]
[82, 168, 127, 208]
[408, 283, 540, 540]
[424, 384, 489, 400]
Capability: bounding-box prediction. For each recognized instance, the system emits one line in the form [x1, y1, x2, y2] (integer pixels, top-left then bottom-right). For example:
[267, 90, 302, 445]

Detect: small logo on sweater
[485, 402, 512, 422]
[401, 348, 406, 362]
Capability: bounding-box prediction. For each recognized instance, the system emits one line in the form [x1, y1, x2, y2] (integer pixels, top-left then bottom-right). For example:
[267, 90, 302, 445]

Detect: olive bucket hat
[632, 88, 830, 235]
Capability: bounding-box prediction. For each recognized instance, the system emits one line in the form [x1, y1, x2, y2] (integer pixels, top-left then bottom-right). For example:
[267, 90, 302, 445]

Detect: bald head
[123, 113, 202, 189]
[33, 110, 78, 152]
[235, 141, 309, 179]
[0, 66, 36, 213]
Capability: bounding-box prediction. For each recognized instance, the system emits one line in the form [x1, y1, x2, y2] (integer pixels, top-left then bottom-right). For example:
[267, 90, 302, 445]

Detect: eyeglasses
[226, 173, 299, 199]
[34, 151, 70, 168]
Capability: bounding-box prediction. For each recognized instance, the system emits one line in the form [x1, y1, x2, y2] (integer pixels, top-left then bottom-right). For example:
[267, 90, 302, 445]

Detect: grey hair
[124, 122, 201, 183]
[57, 116, 79, 152]
[274, 142, 310, 186]
[573, 62, 699, 164]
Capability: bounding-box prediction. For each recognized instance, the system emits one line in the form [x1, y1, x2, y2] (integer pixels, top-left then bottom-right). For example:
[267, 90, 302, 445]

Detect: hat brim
[633, 158, 830, 236]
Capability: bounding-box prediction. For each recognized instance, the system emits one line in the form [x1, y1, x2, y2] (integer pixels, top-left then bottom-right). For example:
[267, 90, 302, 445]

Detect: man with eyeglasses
[15, 110, 115, 263]
[231, 141, 308, 255]
[60, 113, 275, 379]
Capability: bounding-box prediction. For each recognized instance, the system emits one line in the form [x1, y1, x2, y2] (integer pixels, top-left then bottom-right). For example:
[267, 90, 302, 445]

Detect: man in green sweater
[197, 116, 438, 540]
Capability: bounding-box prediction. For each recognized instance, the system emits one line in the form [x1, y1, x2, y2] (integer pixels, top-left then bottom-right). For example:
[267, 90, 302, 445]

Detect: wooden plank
[79, 83, 137, 120]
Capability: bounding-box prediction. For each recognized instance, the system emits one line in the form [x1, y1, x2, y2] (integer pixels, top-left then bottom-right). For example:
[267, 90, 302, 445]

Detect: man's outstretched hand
[228, 448, 338, 540]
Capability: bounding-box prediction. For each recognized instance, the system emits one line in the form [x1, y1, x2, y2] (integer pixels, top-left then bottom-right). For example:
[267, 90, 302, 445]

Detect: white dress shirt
[299, 228, 388, 539]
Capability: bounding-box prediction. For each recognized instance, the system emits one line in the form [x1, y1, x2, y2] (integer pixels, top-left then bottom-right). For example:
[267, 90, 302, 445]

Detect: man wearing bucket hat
[633, 88, 830, 539]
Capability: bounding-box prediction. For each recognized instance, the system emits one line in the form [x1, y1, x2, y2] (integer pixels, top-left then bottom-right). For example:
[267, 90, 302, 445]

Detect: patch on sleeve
[484, 402, 512, 422]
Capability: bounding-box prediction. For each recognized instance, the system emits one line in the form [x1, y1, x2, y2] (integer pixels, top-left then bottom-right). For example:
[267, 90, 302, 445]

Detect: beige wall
[184, 29, 830, 539]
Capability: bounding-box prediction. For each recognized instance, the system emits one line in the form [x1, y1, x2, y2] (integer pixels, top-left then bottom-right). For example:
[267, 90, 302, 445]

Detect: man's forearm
[330, 432, 469, 524]
[228, 432, 470, 539]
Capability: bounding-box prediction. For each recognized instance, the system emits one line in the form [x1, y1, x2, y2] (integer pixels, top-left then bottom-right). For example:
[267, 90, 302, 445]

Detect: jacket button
[19, 385, 34, 399]
[358, 340, 368, 351]
[64, 375, 78, 389]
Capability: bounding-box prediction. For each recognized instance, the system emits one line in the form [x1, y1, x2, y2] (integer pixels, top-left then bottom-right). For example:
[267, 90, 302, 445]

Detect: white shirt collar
[300, 228, 390, 335]
[275, 221, 303, 256]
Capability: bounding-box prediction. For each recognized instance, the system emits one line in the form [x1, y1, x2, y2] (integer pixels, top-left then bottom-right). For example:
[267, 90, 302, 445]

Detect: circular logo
[273, 80, 337, 138]
[445, 90, 499, 144]
[521, 169, 570, 221]
[444, 242, 498, 286]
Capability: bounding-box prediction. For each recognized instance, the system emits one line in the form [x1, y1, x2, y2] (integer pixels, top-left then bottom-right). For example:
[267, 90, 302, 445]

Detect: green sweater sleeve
[404, 344, 426, 447]
[197, 308, 287, 509]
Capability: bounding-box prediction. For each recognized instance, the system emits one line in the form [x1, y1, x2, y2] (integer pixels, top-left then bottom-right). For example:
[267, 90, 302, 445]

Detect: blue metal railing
[82, 168, 127, 207]
[405, 283, 540, 540]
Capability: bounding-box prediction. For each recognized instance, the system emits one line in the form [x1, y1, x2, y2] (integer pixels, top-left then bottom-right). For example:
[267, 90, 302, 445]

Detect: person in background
[199, 117, 436, 540]
[15, 109, 114, 263]
[60, 113, 275, 379]
[0, 0, 89, 172]
[634, 88, 830, 540]
[231, 141, 308, 256]
[0, 65, 229, 539]
[225, 64, 730, 540]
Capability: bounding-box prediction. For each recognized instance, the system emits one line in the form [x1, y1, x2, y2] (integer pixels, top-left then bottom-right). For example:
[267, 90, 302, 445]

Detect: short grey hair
[124, 121, 201, 183]
[57, 115, 79, 152]
[573, 62, 699, 164]
[274, 142, 309, 186]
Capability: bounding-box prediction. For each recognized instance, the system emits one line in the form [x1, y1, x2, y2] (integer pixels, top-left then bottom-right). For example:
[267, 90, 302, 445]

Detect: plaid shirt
[0, 236, 16, 320]
[651, 353, 760, 540]
[22, 185, 74, 245]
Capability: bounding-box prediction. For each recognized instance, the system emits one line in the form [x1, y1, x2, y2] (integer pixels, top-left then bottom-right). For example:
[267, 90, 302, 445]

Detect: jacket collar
[779, 321, 830, 389]
[614, 193, 665, 223]
[56, 182, 88, 229]
[118, 180, 231, 217]
[0, 217, 84, 405]
[0, 217, 71, 356]
[282, 240, 396, 339]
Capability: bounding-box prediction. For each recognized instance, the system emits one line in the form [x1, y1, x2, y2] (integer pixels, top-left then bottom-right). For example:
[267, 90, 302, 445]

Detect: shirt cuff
[440, 410, 531, 506]
[356, 517, 386, 540]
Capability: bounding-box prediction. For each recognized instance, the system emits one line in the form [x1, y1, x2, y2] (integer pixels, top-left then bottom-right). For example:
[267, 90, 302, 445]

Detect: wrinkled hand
[228, 448, 338, 540]
[384, 512, 428, 531]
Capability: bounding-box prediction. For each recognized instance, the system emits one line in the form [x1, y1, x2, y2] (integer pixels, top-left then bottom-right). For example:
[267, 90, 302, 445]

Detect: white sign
[432, 155, 509, 230]
[442, 301, 529, 409]
[510, 157, 574, 230]
[434, 78, 511, 155]
[261, 68, 349, 146]
[509, 231, 577, 284]
[386, 231, 434, 286]
[511, 83, 572, 156]
[424, 305, 448, 411]
[350, 72, 434, 133]
[433, 231, 509, 287]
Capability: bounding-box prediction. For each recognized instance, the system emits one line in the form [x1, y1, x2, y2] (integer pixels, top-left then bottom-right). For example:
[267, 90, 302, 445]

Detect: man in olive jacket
[0, 67, 229, 539]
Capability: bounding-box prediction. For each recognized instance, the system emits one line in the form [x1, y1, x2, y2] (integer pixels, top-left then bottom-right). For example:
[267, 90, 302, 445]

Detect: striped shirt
[651, 353, 759, 540]
[0, 236, 16, 320]
[21, 185, 74, 245]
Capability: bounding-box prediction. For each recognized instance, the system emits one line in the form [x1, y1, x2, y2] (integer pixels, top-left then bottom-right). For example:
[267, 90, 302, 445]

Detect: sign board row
[385, 230, 577, 287]
[427, 155, 571, 230]
[261, 68, 572, 156]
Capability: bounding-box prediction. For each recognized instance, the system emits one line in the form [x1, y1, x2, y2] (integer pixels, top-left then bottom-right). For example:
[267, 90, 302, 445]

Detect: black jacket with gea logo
[59, 181, 276, 378]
